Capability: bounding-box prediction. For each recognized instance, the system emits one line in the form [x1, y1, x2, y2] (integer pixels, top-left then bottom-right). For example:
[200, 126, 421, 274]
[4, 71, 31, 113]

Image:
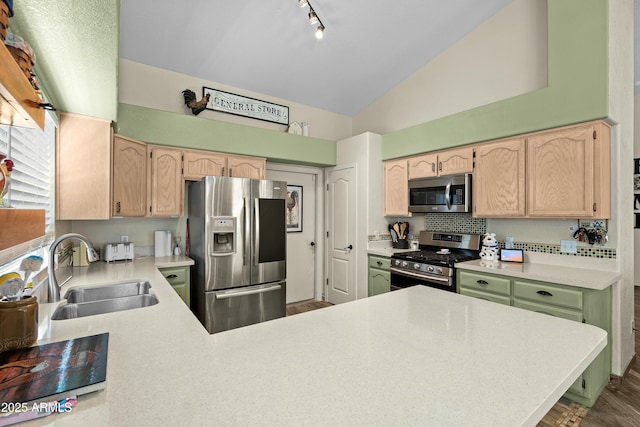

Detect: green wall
[381, 0, 609, 159]
[116, 0, 609, 166]
[116, 103, 337, 167]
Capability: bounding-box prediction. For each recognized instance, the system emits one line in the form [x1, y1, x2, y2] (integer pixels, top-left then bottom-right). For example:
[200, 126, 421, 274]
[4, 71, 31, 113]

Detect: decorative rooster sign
[181, 89, 210, 116]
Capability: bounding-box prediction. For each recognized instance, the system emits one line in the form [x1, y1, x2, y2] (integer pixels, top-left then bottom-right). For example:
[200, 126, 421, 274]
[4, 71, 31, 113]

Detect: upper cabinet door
[148, 146, 183, 217]
[183, 149, 227, 180]
[57, 113, 112, 220]
[112, 135, 147, 217]
[408, 153, 438, 179]
[526, 124, 595, 218]
[227, 155, 266, 179]
[408, 147, 473, 180]
[383, 159, 410, 217]
[473, 138, 526, 218]
[438, 147, 474, 176]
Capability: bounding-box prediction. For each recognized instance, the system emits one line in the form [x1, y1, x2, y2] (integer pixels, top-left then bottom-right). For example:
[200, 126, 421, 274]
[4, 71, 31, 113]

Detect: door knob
[310, 242, 316, 247]
[344, 244, 353, 251]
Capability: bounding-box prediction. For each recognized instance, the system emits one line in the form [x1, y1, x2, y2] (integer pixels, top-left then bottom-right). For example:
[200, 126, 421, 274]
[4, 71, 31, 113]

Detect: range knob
[414, 263, 421, 270]
[427, 266, 434, 272]
[436, 267, 443, 274]
[394, 260, 401, 266]
[401, 261, 408, 268]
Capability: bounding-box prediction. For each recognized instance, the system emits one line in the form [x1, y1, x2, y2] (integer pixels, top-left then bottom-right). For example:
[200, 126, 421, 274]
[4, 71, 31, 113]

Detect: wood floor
[286, 299, 333, 316]
[286, 290, 640, 426]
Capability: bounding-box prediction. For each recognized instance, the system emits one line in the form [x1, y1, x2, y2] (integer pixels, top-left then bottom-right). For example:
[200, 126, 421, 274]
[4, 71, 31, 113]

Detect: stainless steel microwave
[408, 174, 471, 213]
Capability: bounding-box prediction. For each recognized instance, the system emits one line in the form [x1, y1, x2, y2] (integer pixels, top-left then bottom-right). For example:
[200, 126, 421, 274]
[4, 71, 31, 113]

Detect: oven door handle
[390, 268, 452, 285]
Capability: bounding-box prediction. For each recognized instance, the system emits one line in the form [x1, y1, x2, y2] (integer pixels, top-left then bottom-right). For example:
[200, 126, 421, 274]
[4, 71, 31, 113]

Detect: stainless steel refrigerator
[188, 176, 287, 334]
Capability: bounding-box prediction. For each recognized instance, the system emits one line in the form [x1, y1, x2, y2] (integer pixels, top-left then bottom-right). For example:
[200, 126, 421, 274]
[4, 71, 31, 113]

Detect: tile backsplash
[369, 213, 616, 259]
[424, 213, 486, 234]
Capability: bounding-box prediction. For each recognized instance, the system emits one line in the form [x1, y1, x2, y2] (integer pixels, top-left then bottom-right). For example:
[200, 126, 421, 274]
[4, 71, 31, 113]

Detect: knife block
[392, 239, 409, 249]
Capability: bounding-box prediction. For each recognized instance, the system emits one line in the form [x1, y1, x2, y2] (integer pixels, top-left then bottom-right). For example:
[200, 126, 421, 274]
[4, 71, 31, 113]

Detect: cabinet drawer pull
[376, 261, 382, 266]
[166, 274, 178, 279]
[476, 280, 489, 285]
[536, 290, 553, 297]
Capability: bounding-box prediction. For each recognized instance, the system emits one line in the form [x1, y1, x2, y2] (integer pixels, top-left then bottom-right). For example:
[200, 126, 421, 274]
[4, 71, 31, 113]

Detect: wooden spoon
[399, 223, 407, 239]
[393, 222, 401, 239]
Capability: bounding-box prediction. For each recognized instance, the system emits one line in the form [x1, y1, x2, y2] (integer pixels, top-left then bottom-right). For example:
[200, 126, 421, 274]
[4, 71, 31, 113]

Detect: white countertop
[455, 259, 620, 291]
[21, 257, 607, 426]
[150, 255, 195, 268]
[367, 241, 418, 257]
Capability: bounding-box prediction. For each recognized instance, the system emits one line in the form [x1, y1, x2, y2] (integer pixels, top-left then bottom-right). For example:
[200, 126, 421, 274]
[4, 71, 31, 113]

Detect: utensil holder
[0, 296, 38, 352]
[392, 239, 409, 249]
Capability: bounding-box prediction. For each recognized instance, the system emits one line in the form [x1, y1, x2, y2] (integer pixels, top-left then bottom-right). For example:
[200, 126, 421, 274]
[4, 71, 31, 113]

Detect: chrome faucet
[47, 233, 99, 303]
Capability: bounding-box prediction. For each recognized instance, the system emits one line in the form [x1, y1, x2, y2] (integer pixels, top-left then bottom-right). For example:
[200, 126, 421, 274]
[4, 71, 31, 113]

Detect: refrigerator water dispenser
[211, 217, 235, 254]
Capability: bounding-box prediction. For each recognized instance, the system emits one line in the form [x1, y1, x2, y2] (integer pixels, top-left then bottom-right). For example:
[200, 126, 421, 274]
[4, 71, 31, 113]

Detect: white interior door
[266, 169, 316, 303]
[327, 165, 356, 304]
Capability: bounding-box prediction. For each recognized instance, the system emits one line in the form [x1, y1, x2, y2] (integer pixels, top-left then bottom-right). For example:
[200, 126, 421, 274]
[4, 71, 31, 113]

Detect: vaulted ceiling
[7, 1, 639, 123]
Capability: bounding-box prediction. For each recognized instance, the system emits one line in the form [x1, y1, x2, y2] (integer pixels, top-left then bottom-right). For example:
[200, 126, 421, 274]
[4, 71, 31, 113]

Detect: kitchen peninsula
[26, 259, 606, 426]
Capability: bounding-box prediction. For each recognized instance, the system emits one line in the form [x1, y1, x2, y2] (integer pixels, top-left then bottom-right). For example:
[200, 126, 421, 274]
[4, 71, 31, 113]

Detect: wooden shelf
[0, 43, 44, 130]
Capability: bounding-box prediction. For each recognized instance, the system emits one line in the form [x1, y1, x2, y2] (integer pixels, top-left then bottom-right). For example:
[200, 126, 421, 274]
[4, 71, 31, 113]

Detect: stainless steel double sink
[52, 280, 158, 320]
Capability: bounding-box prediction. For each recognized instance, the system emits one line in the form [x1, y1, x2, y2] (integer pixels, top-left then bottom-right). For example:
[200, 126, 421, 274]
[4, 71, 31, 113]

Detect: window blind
[0, 113, 55, 235]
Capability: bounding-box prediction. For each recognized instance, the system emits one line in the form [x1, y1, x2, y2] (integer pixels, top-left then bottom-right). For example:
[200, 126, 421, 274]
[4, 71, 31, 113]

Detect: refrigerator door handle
[254, 198, 259, 266]
[243, 197, 248, 266]
[215, 283, 282, 299]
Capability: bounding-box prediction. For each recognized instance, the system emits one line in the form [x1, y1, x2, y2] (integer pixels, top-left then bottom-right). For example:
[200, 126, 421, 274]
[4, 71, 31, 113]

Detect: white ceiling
[119, 0, 516, 117]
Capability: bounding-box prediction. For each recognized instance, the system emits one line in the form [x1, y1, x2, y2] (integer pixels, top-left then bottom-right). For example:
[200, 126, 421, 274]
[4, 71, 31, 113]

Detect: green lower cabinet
[457, 269, 611, 407]
[368, 255, 390, 296]
[459, 286, 510, 305]
[159, 266, 191, 307]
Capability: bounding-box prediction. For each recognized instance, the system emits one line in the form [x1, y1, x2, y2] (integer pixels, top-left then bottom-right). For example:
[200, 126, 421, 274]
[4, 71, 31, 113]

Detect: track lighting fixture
[296, 0, 325, 39]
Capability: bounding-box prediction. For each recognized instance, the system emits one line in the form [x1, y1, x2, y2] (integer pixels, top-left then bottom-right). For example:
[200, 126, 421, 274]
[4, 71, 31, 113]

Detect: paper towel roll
[155, 230, 173, 257]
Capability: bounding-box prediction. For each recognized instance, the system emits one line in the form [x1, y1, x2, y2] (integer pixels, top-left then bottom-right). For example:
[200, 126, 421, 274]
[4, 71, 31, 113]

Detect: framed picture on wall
[286, 185, 302, 232]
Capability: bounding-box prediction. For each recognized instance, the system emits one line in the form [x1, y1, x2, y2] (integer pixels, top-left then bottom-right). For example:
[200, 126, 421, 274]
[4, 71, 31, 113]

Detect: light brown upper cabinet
[526, 121, 610, 218]
[57, 113, 113, 220]
[473, 138, 526, 217]
[183, 149, 266, 181]
[148, 145, 183, 217]
[58, 116, 147, 219]
[183, 149, 226, 180]
[408, 147, 474, 179]
[112, 135, 147, 217]
[383, 159, 411, 217]
[226, 154, 266, 179]
[471, 120, 610, 219]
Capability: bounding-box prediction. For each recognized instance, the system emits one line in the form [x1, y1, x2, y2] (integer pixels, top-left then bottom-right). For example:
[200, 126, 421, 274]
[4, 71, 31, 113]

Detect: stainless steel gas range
[390, 231, 482, 292]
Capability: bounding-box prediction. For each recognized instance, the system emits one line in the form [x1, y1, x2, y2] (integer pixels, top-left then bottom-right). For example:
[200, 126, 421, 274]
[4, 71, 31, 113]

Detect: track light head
[315, 25, 324, 39]
[308, 11, 319, 25]
[298, 0, 308, 7]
